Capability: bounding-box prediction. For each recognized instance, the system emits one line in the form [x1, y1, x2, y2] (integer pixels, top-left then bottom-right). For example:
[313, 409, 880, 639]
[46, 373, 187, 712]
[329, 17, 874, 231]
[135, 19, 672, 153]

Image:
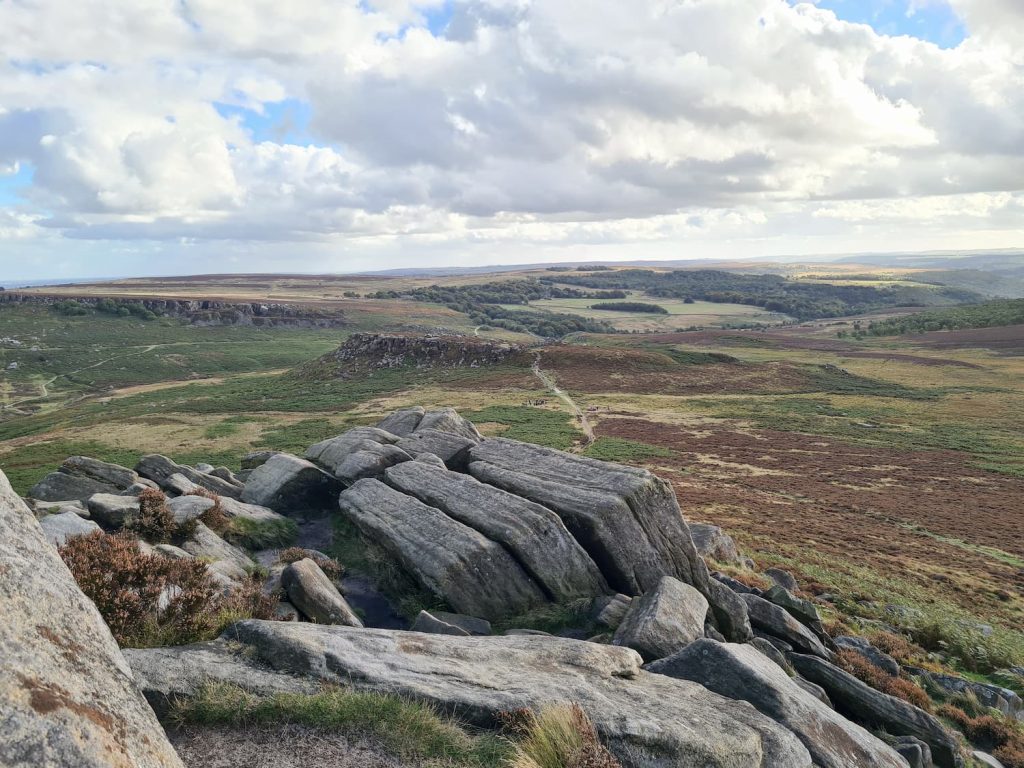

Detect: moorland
[3, 262, 1024, 749]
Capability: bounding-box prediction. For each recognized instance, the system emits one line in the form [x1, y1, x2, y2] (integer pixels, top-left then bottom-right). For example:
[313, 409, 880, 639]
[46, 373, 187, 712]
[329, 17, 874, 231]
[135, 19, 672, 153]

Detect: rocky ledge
[5, 405, 1001, 767]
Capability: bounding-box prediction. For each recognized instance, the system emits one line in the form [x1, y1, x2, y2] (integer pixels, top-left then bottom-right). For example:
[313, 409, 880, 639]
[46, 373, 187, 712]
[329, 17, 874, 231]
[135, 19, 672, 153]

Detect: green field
[500, 291, 791, 331]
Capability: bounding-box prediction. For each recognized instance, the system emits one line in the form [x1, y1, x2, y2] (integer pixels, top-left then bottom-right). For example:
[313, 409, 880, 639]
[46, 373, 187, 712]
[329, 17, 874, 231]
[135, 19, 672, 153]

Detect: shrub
[503, 704, 622, 768]
[191, 488, 229, 534]
[276, 547, 344, 580]
[868, 630, 928, 667]
[835, 650, 932, 711]
[938, 703, 1024, 767]
[59, 531, 274, 647]
[129, 488, 177, 543]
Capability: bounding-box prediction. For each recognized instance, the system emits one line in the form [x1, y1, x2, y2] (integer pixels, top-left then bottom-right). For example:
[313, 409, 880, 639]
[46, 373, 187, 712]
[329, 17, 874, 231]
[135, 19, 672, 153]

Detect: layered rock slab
[468, 438, 708, 596]
[648, 639, 907, 768]
[338, 478, 545, 620]
[383, 460, 607, 602]
[129, 620, 814, 768]
[790, 652, 962, 768]
[0, 469, 182, 768]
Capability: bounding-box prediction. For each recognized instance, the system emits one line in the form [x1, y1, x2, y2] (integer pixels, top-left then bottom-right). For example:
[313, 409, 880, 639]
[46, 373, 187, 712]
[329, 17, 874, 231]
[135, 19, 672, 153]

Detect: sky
[0, 0, 1022, 281]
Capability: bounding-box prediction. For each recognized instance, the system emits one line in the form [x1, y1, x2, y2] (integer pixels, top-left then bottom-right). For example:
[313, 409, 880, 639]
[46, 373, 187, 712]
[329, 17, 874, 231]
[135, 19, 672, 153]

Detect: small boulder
[241, 453, 343, 513]
[281, 558, 363, 627]
[416, 407, 482, 440]
[154, 544, 192, 560]
[765, 568, 798, 592]
[182, 522, 254, 573]
[613, 576, 708, 661]
[428, 611, 491, 636]
[706, 576, 753, 642]
[241, 450, 280, 470]
[38, 511, 101, 547]
[928, 673, 1022, 720]
[972, 751, 1005, 768]
[167, 495, 215, 526]
[712, 571, 762, 596]
[135, 454, 243, 499]
[764, 584, 820, 626]
[835, 636, 901, 677]
[29, 456, 140, 502]
[376, 406, 425, 437]
[592, 594, 633, 630]
[689, 523, 741, 565]
[85, 493, 140, 529]
[741, 593, 831, 659]
[895, 736, 933, 768]
[395, 428, 476, 469]
[748, 637, 790, 672]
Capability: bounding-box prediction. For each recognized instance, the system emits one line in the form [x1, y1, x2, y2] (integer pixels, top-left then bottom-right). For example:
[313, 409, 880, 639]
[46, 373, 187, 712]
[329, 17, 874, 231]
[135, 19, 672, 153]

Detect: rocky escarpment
[16, 404, 987, 768]
[307, 333, 527, 375]
[0, 292, 346, 327]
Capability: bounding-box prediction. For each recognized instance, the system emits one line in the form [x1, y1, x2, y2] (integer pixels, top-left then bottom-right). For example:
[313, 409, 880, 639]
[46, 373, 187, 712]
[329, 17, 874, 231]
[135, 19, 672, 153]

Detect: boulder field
[6, 405, 983, 767]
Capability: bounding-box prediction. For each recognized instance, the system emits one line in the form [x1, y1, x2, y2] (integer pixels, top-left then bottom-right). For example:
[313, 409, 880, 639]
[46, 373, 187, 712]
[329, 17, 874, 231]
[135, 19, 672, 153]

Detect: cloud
[0, 0, 1021, 276]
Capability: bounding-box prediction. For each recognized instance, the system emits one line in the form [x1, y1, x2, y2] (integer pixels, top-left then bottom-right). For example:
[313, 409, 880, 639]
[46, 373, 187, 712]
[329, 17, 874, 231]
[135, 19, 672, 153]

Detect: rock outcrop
[338, 478, 546, 620]
[29, 456, 140, 502]
[468, 438, 708, 596]
[136, 455, 243, 499]
[128, 621, 814, 768]
[383, 460, 607, 602]
[0, 468, 183, 767]
[320, 333, 526, 373]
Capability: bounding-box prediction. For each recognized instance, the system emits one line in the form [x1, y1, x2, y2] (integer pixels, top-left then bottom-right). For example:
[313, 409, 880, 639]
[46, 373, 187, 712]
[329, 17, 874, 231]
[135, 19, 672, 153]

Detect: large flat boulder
[136, 454, 243, 499]
[128, 621, 813, 768]
[281, 558, 363, 627]
[241, 453, 343, 512]
[468, 438, 708, 596]
[338, 478, 545, 620]
[29, 456, 140, 502]
[789, 653, 963, 768]
[648, 639, 907, 768]
[383, 461, 607, 602]
[741, 593, 832, 659]
[612, 576, 708, 661]
[0, 468, 183, 767]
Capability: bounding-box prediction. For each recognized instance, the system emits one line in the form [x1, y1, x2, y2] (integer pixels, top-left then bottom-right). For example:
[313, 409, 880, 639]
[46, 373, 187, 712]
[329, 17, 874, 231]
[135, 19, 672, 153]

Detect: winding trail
[531, 352, 594, 450]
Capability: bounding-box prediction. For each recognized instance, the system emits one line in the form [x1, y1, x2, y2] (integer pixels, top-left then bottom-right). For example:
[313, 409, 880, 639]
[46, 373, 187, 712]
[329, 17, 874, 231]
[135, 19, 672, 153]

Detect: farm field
[500, 291, 791, 331]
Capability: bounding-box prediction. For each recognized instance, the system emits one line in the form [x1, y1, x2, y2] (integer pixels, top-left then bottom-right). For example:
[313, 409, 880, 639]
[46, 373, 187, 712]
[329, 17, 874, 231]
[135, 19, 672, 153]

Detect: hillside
[7, 407, 1024, 767]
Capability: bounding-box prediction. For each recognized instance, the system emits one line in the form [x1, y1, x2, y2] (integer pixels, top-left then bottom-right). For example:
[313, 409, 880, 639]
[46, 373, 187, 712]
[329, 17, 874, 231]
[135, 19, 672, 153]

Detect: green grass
[0, 439, 143, 496]
[257, 418, 357, 454]
[224, 517, 299, 550]
[582, 437, 673, 463]
[171, 682, 511, 767]
[492, 599, 596, 636]
[461, 406, 581, 451]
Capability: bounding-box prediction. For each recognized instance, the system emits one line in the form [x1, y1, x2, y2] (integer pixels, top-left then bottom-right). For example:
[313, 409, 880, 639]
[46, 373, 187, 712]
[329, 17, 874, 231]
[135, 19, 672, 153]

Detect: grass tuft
[503, 704, 621, 768]
[171, 682, 511, 767]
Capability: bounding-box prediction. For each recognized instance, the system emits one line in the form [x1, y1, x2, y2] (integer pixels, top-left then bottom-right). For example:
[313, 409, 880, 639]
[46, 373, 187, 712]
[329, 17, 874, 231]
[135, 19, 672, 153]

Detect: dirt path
[532, 352, 594, 449]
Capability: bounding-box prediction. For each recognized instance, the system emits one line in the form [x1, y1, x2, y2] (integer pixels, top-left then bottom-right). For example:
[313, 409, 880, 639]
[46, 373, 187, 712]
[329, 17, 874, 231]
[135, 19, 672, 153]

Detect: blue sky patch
[214, 98, 315, 145]
[808, 0, 966, 47]
[0, 162, 34, 205]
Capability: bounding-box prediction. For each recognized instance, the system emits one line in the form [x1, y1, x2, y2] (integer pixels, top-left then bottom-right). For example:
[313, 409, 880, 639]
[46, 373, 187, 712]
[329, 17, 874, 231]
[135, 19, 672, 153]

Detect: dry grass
[834, 650, 933, 711]
[503, 705, 621, 768]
